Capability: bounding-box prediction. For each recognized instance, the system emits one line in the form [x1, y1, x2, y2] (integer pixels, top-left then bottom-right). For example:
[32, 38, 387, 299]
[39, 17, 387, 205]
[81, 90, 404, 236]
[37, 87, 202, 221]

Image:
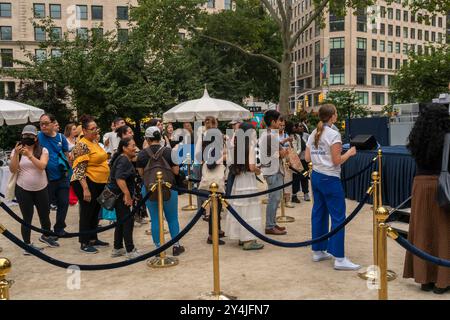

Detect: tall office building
[290, 0, 447, 111]
[0, 1, 230, 97]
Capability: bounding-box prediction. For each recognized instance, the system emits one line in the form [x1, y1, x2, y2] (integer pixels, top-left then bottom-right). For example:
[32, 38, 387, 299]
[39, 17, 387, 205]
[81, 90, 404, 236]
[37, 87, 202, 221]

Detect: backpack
[143, 146, 175, 201]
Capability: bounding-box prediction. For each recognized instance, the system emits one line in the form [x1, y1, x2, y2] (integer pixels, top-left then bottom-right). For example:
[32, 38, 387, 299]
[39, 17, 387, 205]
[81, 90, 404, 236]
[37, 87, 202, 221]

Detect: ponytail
[314, 121, 324, 149]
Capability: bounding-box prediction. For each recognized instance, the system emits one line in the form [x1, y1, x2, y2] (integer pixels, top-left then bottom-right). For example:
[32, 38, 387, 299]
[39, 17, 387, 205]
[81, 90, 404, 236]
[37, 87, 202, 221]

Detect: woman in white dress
[225, 122, 264, 250]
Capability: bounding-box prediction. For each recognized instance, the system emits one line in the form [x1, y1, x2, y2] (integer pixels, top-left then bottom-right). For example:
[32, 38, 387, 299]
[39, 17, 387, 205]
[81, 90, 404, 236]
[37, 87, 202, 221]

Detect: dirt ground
[0, 188, 449, 300]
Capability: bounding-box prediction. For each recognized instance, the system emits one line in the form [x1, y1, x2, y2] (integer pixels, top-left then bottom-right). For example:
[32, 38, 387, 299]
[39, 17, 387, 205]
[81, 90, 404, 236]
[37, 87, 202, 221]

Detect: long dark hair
[110, 137, 134, 166]
[116, 125, 132, 139]
[229, 122, 254, 175]
[408, 103, 450, 170]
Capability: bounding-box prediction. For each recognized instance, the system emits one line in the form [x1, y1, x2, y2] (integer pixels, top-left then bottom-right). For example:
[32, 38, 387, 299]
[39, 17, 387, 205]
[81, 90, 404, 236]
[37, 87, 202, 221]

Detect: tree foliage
[391, 45, 450, 103]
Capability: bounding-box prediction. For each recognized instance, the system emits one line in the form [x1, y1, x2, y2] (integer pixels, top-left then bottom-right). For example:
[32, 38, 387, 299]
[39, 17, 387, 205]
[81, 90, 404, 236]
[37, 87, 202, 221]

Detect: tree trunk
[279, 49, 291, 115]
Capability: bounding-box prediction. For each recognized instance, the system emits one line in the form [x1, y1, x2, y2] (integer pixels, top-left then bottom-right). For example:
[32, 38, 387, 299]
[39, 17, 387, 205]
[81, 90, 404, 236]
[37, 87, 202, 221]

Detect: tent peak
[202, 87, 210, 99]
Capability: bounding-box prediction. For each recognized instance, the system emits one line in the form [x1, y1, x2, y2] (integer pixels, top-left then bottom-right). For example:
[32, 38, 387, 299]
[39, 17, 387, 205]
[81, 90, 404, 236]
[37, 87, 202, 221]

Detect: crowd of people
[4, 104, 449, 294]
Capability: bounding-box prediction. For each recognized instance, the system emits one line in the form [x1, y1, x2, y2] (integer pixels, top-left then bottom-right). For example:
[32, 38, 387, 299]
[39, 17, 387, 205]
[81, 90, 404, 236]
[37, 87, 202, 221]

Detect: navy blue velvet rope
[226, 192, 369, 248]
[341, 159, 376, 182]
[0, 190, 152, 238]
[393, 234, 450, 268]
[0, 207, 205, 271]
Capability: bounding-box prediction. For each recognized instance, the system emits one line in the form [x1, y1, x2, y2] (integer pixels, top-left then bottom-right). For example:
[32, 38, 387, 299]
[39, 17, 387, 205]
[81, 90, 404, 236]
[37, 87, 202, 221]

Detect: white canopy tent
[163, 89, 252, 122]
[0, 100, 45, 126]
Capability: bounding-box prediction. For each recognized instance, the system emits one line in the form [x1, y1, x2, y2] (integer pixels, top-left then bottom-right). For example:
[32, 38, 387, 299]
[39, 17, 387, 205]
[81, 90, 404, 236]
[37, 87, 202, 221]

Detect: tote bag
[4, 171, 17, 202]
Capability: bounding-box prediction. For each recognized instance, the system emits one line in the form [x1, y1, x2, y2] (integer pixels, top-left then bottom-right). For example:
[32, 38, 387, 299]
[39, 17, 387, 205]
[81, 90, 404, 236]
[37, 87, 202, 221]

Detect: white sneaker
[126, 248, 141, 260]
[334, 257, 361, 270]
[111, 248, 126, 258]
[312, 251, 333, 262]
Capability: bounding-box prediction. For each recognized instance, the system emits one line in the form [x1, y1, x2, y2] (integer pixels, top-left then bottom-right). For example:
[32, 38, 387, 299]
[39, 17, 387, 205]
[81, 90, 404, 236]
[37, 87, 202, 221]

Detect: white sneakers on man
[312, 251, 333, 262]
[334, 257, 361, 271]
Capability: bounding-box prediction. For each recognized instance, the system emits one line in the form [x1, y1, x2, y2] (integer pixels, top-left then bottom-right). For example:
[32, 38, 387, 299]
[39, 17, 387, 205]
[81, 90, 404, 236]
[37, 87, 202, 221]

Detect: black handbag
[437, 133, 450, 211]
[97, 186, 120, 210]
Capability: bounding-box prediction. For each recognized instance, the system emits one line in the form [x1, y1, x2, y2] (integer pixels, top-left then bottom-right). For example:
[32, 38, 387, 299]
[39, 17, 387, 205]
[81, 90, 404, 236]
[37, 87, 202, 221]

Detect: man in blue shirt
[38, 113, 70, 237]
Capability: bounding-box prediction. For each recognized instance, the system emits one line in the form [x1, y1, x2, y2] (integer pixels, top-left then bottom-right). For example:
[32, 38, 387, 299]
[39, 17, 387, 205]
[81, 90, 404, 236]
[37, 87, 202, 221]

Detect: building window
[1, 48, 13, 67]
[6, 81, 15, 96]
[372, 74, 385, 86]
[387, 8, 393, 20]
[356, 92, 369, 105]
[438, 17, 443, 28]
[356, 8, 367, 32]
[0, 3, 11, 17]
[431, 16, 436, 26]
[0, 26, 12, 40]
[388, 58, 393, 69]
[396, 9, 401, 21]
[410, 28, 415, 39]
[395, 59, 401, 69]
[431, 32, 436, 42]
[35, 49, 46, 63]
[372, 56, 377, 68]
[425, 30, 429, 41]
[388, 24, 393, 36]
[403, 10, 408, 22]
[329, 12, 344, 32]
[34, 27, 46, 41]
[76, 5, 88, 20]
[49, 4, 61, 19]
[403, 43, 408, 54]
[50, 27, 61, 40]
[372, 39, 377, 51]
[117, 6, 128, 20]
[395, 42, 400, 53]
[380, 6, 386, 18]
[207, 0, 215, 8]
[33, 3, 45, 18]
[380, 23, 385, 35]
[418, 29, 422, 40]
[380, 57, 385, 69]
[417, 45, 422, 54]
[51, 49, 61, 58]
[411, 13, 415, 23]
[396, 26, 401, 37]
[403, 27, 408, 38]
[379, 40, 385, 52]
[329, 37, 345, 85]
[372, 92, 385, 105]
[76, 28, 88, 40]
[224, 0, 232, 10]
[387, 41, 393, 53]
[356, 38, 367, 85]
[118, 29, 128, 43]
[92, 28, 104, 38]
[91, 5, 103, 20]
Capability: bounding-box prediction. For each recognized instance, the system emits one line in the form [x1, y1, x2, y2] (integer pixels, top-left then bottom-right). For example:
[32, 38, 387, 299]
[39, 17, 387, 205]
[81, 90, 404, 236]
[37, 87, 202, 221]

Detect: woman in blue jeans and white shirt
[305, 104, 359, 270]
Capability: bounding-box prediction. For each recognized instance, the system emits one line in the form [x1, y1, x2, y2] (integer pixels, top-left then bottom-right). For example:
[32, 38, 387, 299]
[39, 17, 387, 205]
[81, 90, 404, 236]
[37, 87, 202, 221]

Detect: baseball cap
[144, 126, 160, 138]
[229, 118, 241, 125]
[22, 125, 38, 136]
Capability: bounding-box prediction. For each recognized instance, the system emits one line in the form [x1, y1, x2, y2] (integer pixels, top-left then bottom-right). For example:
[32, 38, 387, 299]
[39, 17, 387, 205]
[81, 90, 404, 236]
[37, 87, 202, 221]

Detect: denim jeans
[311, 171, 346, 258]
[264, 173, 283, 229]
[48, 176, 70, 234]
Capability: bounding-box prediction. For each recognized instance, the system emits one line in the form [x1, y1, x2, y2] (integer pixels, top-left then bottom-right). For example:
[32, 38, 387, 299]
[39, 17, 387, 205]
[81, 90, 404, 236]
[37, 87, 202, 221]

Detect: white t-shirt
[103, 131, 120, 154]
[258, 130, 281, 176]
[11, 148, 49, 191]
[306, 126, 342, 178]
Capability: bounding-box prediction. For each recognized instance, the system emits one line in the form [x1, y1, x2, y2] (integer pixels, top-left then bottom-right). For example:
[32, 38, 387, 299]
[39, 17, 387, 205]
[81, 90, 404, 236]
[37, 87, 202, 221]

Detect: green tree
[391, 45, 450, 103]
[197, 0, 450, 115]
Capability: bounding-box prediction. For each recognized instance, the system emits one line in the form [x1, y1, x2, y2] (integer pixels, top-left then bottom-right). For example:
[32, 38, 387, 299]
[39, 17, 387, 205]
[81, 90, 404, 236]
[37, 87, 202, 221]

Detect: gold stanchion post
[358, 171, 379, 280]
[276, 191, 295, 223]
[199, 183, 236, 300]
[308, 162, 314, 204]
[376, 206, 389, 300]
[0, 257, 12, 300]
[147, 172, 179, 268]
[182, 153, 197, 211]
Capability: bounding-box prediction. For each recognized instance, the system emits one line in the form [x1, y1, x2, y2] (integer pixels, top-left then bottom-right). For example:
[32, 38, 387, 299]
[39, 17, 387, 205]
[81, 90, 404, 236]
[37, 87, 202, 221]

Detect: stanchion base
[358, 268, 397, 281]
[261, 199, 268, 204]
[276, 216, 295, 223]
[198, 291, 237, 300]
[182, 205, 198, 211]
[147, 256, 179, 268]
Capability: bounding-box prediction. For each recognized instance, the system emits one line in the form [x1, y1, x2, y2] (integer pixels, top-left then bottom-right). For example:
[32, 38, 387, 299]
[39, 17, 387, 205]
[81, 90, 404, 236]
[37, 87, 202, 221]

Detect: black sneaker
[433, 286, 449, 294]
[39, 235, 60, 248]
[55, 230, 67, 237]
[90, 239, 110, 248]
[421, 283, 434, 292]
[207, 238, 225, 245]
[173, 245, 185, 256]
[291, 196, 301, 203]
[80, 244, 99, 254]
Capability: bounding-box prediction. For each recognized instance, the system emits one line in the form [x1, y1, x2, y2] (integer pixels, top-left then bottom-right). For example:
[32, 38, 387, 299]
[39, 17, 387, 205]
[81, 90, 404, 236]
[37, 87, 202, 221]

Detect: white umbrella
[0, 100, 45, 125]
[163, 89, 252, 122]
